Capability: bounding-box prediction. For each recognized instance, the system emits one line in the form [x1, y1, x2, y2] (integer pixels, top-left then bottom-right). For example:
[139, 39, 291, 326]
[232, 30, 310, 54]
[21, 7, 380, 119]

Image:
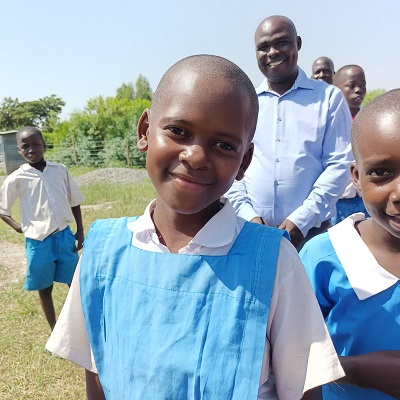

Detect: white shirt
[226, 68, 352, 237]
[329, 213, 399, 300]
[46, 199, 344, 399]
[0, 162, 84, 240]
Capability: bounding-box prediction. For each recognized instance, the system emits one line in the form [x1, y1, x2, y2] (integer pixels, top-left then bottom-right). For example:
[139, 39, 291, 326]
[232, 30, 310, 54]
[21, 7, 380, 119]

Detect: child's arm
[0, 213, 23, 233]
[71, 205, 84, 251]
[339, 351, 400, 399]
[85, 370, 105, 400]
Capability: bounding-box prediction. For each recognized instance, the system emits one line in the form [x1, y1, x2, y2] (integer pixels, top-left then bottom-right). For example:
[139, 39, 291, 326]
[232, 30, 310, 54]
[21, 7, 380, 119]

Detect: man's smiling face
[255, 16, 301, 92]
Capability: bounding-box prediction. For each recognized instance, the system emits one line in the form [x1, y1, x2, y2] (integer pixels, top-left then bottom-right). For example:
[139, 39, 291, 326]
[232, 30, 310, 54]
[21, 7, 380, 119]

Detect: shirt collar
[127, 198, 237, 250]
[256, 67, 313, 96]
[328, 213, 398, 300]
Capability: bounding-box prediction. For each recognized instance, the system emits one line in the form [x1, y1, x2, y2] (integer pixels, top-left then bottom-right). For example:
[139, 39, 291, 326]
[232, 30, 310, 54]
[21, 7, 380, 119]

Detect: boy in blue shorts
[0, 126, 84, 330]
[300, 89, 400, 399]
[46, 55, 344, 399]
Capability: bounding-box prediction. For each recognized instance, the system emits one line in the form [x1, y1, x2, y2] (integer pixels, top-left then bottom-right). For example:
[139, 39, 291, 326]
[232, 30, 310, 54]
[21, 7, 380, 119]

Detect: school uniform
[47, 199, 344, 399]
[0, 162, 83, 289]
[301, 213, 400, 399]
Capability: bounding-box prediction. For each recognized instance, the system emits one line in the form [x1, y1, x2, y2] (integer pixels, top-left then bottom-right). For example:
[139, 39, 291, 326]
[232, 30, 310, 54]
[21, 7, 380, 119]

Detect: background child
[300, 89, 400, 399]
[0, 126, 84, 330]
[46, 55, 344, 399]
[331, 64, 369, 224]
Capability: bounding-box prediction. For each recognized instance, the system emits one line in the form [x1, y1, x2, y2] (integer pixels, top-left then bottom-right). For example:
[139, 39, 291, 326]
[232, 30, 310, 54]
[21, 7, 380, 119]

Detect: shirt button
[277, 117, 282, 122]
[274, 180, 279, 186]
[276, 138, 280, 142]
[275, 158, 279, 163]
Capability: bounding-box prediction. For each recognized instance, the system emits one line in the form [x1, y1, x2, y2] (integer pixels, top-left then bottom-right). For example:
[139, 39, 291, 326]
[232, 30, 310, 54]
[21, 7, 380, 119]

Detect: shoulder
[85, 217, 139, 244]
[300, 232, 336, 262]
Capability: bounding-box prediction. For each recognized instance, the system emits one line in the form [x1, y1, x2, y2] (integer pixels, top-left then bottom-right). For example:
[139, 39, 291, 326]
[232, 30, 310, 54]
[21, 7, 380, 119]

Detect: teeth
[269, 60, 283, 67]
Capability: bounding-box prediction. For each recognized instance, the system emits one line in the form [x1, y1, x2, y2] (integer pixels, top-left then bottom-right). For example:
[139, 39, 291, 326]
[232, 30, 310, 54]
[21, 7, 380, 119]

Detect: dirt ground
[0, 242, 26, 288]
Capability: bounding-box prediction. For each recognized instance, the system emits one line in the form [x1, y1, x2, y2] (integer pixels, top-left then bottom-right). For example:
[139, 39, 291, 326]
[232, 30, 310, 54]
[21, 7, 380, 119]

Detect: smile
[268, 60, 284, 67]
[170, 173, 211, 192]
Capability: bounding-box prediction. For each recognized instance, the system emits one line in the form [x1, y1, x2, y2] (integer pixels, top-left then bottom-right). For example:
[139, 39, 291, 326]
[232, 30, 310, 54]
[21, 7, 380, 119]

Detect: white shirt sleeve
[258, 238, 344, 399]
[45, 258, 97, 372]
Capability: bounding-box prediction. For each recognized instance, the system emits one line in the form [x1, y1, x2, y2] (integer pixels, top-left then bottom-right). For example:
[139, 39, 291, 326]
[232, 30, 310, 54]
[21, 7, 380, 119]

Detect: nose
[389, 178, 400, 204]
[267, 46, 278, 58]
[354, 86, 361, 94]
[179, 144, 209, 170]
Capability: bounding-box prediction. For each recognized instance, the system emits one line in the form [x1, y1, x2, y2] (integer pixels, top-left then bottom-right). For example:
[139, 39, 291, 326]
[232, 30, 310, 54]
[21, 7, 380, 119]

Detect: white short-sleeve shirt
[0, 162, 84, 240]
[46, 199, 344, 399]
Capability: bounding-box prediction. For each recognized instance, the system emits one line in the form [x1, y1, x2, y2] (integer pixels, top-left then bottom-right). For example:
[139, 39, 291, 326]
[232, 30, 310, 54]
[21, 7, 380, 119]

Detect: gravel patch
[74, 168, 148, 185]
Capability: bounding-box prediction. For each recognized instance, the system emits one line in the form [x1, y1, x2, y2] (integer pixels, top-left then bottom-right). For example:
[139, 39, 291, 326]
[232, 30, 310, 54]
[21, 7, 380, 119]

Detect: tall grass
[0, 168, 155, 399]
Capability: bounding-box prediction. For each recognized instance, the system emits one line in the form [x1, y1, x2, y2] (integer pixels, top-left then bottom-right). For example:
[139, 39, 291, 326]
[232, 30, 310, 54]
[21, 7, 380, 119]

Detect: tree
[362, 89, 386, 106]
[135, 75, 152, 100]
[116, 83, 135, 100]
[0, 95, 65, 131]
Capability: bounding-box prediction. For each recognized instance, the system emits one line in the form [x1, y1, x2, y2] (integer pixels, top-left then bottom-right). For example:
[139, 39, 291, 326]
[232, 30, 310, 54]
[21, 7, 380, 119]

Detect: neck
[151, 199, 223, 253]
[350, 107, 360, 118]
[29, 159, 46, 172]
[267, 74, 297, 96]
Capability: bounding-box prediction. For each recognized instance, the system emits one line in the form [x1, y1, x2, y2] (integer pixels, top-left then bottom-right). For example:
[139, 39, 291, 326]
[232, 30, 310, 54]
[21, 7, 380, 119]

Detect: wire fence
[46, 136, 145, 168]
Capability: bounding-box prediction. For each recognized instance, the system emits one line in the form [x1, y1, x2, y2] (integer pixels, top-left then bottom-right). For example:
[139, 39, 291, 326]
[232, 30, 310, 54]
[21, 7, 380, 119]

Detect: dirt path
[0, 242, 26, 289]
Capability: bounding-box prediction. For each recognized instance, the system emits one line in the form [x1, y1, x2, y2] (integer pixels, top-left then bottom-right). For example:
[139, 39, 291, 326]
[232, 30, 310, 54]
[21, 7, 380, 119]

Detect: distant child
[311, 56, 335, 84]
[0, 126, 84, 330]
[46, 55, 344, 400]
[300, 89, 400, 399]
[331, 64, 369, 224]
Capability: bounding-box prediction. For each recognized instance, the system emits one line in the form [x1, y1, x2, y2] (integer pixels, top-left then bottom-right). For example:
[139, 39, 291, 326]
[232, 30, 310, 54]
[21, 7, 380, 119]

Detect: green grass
[0, 168, 155, 399]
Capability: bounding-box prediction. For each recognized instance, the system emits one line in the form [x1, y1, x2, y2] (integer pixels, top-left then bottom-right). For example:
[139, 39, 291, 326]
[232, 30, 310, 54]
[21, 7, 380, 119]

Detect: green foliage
[0, 95, 65, 131]
[135, 74, 152, 101]
[362, 88, 386, 106]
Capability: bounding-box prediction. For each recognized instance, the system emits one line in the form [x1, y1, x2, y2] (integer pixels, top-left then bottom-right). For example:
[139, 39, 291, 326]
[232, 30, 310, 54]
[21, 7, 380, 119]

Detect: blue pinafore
[80, 217, 286, 399]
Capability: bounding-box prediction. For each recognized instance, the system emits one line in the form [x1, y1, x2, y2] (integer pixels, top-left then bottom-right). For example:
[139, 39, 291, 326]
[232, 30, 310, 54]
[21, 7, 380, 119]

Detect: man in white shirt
[226, 15, 352, 248]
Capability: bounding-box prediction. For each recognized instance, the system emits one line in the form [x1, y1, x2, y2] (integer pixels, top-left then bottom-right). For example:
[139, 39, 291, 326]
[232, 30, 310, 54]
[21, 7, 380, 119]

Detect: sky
[1, 0, 399, 120]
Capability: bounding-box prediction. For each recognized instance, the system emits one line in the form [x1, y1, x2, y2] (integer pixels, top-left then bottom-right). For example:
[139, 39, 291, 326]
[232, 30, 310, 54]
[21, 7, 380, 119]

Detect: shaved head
[352, 89, 396, 159]
[16, 126, 44, 144]
[151, 54, 259, 137]
[255, 15, 297, 39]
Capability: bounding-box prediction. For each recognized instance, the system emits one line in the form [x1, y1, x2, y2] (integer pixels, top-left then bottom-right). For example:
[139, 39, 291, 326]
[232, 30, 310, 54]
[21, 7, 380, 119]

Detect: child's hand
[15, 225, 23, 234]
[278, 219, 304, 248]
[75, 231, 84, 252]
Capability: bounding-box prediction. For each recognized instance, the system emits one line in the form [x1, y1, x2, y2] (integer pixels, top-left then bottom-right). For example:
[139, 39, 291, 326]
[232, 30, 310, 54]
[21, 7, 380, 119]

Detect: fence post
[126, 137, 131, 167]
[72, 136, 79, 165]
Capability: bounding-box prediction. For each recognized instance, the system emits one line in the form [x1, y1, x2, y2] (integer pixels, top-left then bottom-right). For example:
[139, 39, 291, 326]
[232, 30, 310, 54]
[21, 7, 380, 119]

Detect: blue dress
[80, 217, 286, 399]
[301, 231, 400, 400]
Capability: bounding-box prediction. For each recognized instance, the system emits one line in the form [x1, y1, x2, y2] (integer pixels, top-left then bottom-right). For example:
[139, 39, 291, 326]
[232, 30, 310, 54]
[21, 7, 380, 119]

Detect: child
[331, 64, 369, 224]
[300, 89, 400, 399]
[0, 126, 84, 330]
[46, 55, 344, 399]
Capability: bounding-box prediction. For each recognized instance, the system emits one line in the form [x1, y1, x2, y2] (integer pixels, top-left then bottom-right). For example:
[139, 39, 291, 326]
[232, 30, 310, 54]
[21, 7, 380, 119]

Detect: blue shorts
[331, 196, 370, 225]
[24, 226, 79, 291]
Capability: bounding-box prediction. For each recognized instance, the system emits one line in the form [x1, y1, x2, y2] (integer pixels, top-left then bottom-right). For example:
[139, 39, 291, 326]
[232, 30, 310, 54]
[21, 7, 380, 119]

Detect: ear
[235, 143, 254, 181]
[137, 109, 150, 152]
[297, 36, 302, 51]
[350, 161, 362, 193]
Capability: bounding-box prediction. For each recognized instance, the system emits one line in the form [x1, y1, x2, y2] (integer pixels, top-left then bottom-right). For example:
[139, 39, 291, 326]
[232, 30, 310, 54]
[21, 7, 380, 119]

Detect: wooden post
[126, 137, 131, 167]
[72, 136, 78, 165]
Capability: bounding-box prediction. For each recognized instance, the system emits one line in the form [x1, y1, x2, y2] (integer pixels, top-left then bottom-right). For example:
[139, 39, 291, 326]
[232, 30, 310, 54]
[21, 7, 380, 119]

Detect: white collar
[328, 213, 398, 300]
[127, 198, 237, 252]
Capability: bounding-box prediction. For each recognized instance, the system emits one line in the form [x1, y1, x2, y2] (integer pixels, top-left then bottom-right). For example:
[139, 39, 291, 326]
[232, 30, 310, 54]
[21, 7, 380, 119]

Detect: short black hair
[334, 64, 364, 85]
[352, 89, 398, 158]
[16, 126, 45, 144]
[151, 54, 259, 140]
